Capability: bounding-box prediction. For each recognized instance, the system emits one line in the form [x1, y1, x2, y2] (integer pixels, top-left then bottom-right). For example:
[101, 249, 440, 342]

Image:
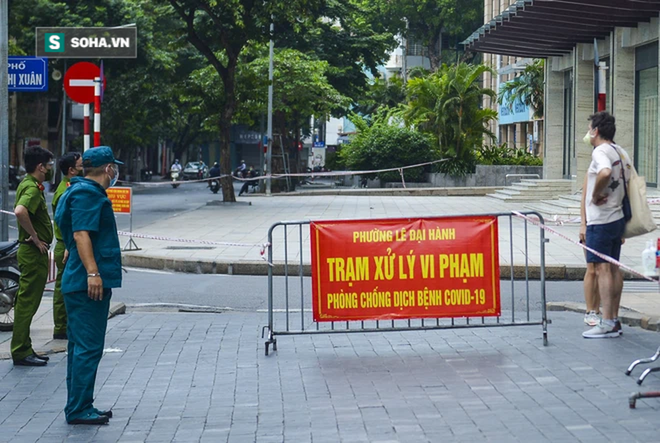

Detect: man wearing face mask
[55, 147, 123, 425]
[580, 112, 631, 339]
[51, 152, 83, 341]
[11, 146, 55, 366]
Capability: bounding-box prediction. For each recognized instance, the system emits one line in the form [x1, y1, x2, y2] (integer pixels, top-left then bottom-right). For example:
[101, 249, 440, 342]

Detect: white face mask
[107, 164, 119, 188]
[583, 129, 595, 147]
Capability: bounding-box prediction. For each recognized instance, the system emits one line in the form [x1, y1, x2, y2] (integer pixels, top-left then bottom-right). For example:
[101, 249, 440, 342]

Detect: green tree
[190, 48, 350, 175]
[353, 76, 406, 120]
[164, 0, 325, 202]
[340, 110, 437, 182]
[497, 59, 545, 119]
[8, 0, 205, 173]
[272, 1, 397, 106]
[375, 0, 484, 71]
[404, 63, 497, 175]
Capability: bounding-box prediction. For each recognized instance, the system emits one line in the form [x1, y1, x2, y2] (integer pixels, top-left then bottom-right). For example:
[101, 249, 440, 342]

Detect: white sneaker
[584, 311, 600, 326]
[582, 321, 619, 339]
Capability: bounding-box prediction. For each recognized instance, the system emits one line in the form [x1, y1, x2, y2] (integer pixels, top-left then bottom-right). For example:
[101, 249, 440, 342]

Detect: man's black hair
[588, 111, 616, 141]
[59, 152, 81, 176]
[24, 146, 53, 173]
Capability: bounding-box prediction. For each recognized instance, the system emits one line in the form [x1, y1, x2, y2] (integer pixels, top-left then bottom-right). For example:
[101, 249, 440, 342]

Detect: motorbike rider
[238, 166, 258, 196]
[209, 162, 221, 178]
[170, 159, 182, 175]
[208, 162, 221, 191]
[235, 159, 246, 178]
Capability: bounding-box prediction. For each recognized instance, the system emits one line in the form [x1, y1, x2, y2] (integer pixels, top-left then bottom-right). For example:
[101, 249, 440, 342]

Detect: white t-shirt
[585, 143, 632, 226]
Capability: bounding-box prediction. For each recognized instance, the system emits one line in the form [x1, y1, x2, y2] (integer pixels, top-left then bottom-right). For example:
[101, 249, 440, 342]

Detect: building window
[406, 37, 425, 57]
[635, 42, 659, 186]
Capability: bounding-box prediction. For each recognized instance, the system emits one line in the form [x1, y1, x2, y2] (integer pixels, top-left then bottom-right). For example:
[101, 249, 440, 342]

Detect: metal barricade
[262, 211, 549, 355]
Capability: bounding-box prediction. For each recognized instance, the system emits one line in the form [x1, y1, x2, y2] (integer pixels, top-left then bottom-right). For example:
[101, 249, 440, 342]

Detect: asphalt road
[41, 266, 608, 313]
[5, 179, 242, 239]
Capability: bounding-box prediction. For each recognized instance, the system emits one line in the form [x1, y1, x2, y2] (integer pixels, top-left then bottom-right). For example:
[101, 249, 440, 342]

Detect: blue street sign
[313, 141, 325, 148]
[8, 56, 49, 92]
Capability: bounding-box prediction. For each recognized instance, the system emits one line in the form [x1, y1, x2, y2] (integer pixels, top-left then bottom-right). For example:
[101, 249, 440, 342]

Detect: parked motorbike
[209, 179, 220, 194]
[0, 240, 20, 331]
[9, 165, 26, 190]
[171, 168, 181, 188]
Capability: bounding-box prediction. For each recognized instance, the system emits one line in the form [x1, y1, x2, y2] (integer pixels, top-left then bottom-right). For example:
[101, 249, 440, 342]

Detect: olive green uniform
[51, 176, 70, 336]
[11, 175, 53, 362]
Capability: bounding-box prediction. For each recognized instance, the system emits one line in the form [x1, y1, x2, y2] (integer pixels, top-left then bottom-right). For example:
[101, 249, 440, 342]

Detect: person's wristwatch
[87, 273, 101, 278]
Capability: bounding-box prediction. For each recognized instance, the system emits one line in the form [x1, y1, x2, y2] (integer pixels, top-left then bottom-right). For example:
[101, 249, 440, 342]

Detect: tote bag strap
[609, 144, 628, 199]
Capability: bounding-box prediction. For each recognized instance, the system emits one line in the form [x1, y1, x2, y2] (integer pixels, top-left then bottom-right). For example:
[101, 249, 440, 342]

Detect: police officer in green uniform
[11, 146, 54, 367]
[55, 147, 123, 425]
[51, 152, 82, 340]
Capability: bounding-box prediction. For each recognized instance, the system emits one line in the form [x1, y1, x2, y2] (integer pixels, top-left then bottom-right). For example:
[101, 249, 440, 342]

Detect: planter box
[427, 165, 543, 188]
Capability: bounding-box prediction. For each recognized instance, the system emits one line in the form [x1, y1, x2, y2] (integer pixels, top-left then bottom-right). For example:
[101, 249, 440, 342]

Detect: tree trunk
[219, 57, 238, 202]
[426, 31, 442, 72]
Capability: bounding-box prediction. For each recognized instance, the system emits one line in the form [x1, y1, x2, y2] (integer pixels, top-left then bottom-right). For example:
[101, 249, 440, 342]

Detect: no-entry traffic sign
[63, 62, 105, 104]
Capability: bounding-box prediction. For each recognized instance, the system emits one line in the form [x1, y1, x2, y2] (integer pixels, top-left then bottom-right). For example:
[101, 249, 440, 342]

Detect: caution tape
[116, 231, 273, 266]
[116, 158, 449, 187]
[117, 174, 233, 187]
[1, 208, 272, 264]
[512, 211, 658, 283]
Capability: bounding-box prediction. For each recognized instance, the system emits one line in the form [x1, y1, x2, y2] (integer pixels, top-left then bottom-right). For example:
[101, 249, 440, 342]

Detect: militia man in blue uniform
[55, 147, 123, 425]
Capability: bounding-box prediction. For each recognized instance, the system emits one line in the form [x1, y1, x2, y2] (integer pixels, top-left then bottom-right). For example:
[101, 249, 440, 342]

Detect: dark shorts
[585, 218, 626, 263]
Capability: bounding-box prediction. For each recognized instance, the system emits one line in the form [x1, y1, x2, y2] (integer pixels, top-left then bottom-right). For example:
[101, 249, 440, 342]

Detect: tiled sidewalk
[1, 310, 660, 442]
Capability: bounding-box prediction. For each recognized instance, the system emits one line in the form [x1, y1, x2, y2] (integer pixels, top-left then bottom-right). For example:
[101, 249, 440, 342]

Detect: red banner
[311, 216, 500, 322]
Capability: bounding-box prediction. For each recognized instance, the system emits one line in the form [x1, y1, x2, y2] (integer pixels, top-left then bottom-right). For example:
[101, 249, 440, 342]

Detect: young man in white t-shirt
[580, 112, 630, 339]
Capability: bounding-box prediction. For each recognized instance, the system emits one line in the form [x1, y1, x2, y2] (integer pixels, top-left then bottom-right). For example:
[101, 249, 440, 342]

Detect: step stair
[525, 189, 660, 226]
[487, 179, 574, 202]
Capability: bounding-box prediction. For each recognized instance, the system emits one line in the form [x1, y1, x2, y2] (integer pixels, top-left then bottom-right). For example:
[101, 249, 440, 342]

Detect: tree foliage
[352, 76, 406, 121]
[373, 0, 483, 71]
[497, 59, 545, 119]
[340, 110, 437, 182]
[404, 63, 497, 175]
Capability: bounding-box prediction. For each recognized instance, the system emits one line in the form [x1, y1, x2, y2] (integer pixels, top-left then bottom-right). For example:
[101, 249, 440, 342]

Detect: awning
[463, 0, 660, 58]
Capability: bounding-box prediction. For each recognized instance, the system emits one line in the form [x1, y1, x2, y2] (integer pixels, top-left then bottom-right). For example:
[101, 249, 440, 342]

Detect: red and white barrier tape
[512, 211, 657, 282]
[116, 158, 449, 187]
[117, 174, 232, 187]
[116, 231, 273, 266]
[1, 209, 273, 265]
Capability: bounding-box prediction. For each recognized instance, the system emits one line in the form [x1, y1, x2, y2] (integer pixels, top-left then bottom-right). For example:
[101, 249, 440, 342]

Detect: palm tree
[497, 59, 544, 119]
[405, 63, 497, 163]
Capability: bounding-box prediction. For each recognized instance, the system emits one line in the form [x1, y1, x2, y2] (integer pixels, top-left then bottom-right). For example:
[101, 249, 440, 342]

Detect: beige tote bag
[623, 166, 657, 239]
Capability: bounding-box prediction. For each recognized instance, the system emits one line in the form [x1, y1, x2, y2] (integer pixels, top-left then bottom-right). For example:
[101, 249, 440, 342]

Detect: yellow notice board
[107, 187, 132, 213]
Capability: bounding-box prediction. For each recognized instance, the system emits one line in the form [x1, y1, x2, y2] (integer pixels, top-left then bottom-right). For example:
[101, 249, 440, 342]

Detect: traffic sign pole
[83, 104, 90, 151]
[94, 77, 101, 146]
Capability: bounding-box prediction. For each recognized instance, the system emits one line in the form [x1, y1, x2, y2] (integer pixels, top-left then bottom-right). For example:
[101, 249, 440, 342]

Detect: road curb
[548, 302, 660, 332]
[122, 254, 649, 281]
[109, 302, 127, 319]
[261, 187, 501, 197]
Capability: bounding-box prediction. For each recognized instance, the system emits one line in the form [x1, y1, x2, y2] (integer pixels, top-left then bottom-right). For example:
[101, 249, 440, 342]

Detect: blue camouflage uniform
[55, 148, 122, 423]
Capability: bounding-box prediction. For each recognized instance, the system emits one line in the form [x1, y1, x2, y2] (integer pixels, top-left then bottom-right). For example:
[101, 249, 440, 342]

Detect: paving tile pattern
[0, 311, 659, 442]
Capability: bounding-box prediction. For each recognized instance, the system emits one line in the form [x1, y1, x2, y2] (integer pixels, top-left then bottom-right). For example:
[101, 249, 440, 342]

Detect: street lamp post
[266, 21, 274, 196]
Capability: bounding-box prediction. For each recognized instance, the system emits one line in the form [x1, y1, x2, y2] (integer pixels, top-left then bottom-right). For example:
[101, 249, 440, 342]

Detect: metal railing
[262, 211, 549, 355]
